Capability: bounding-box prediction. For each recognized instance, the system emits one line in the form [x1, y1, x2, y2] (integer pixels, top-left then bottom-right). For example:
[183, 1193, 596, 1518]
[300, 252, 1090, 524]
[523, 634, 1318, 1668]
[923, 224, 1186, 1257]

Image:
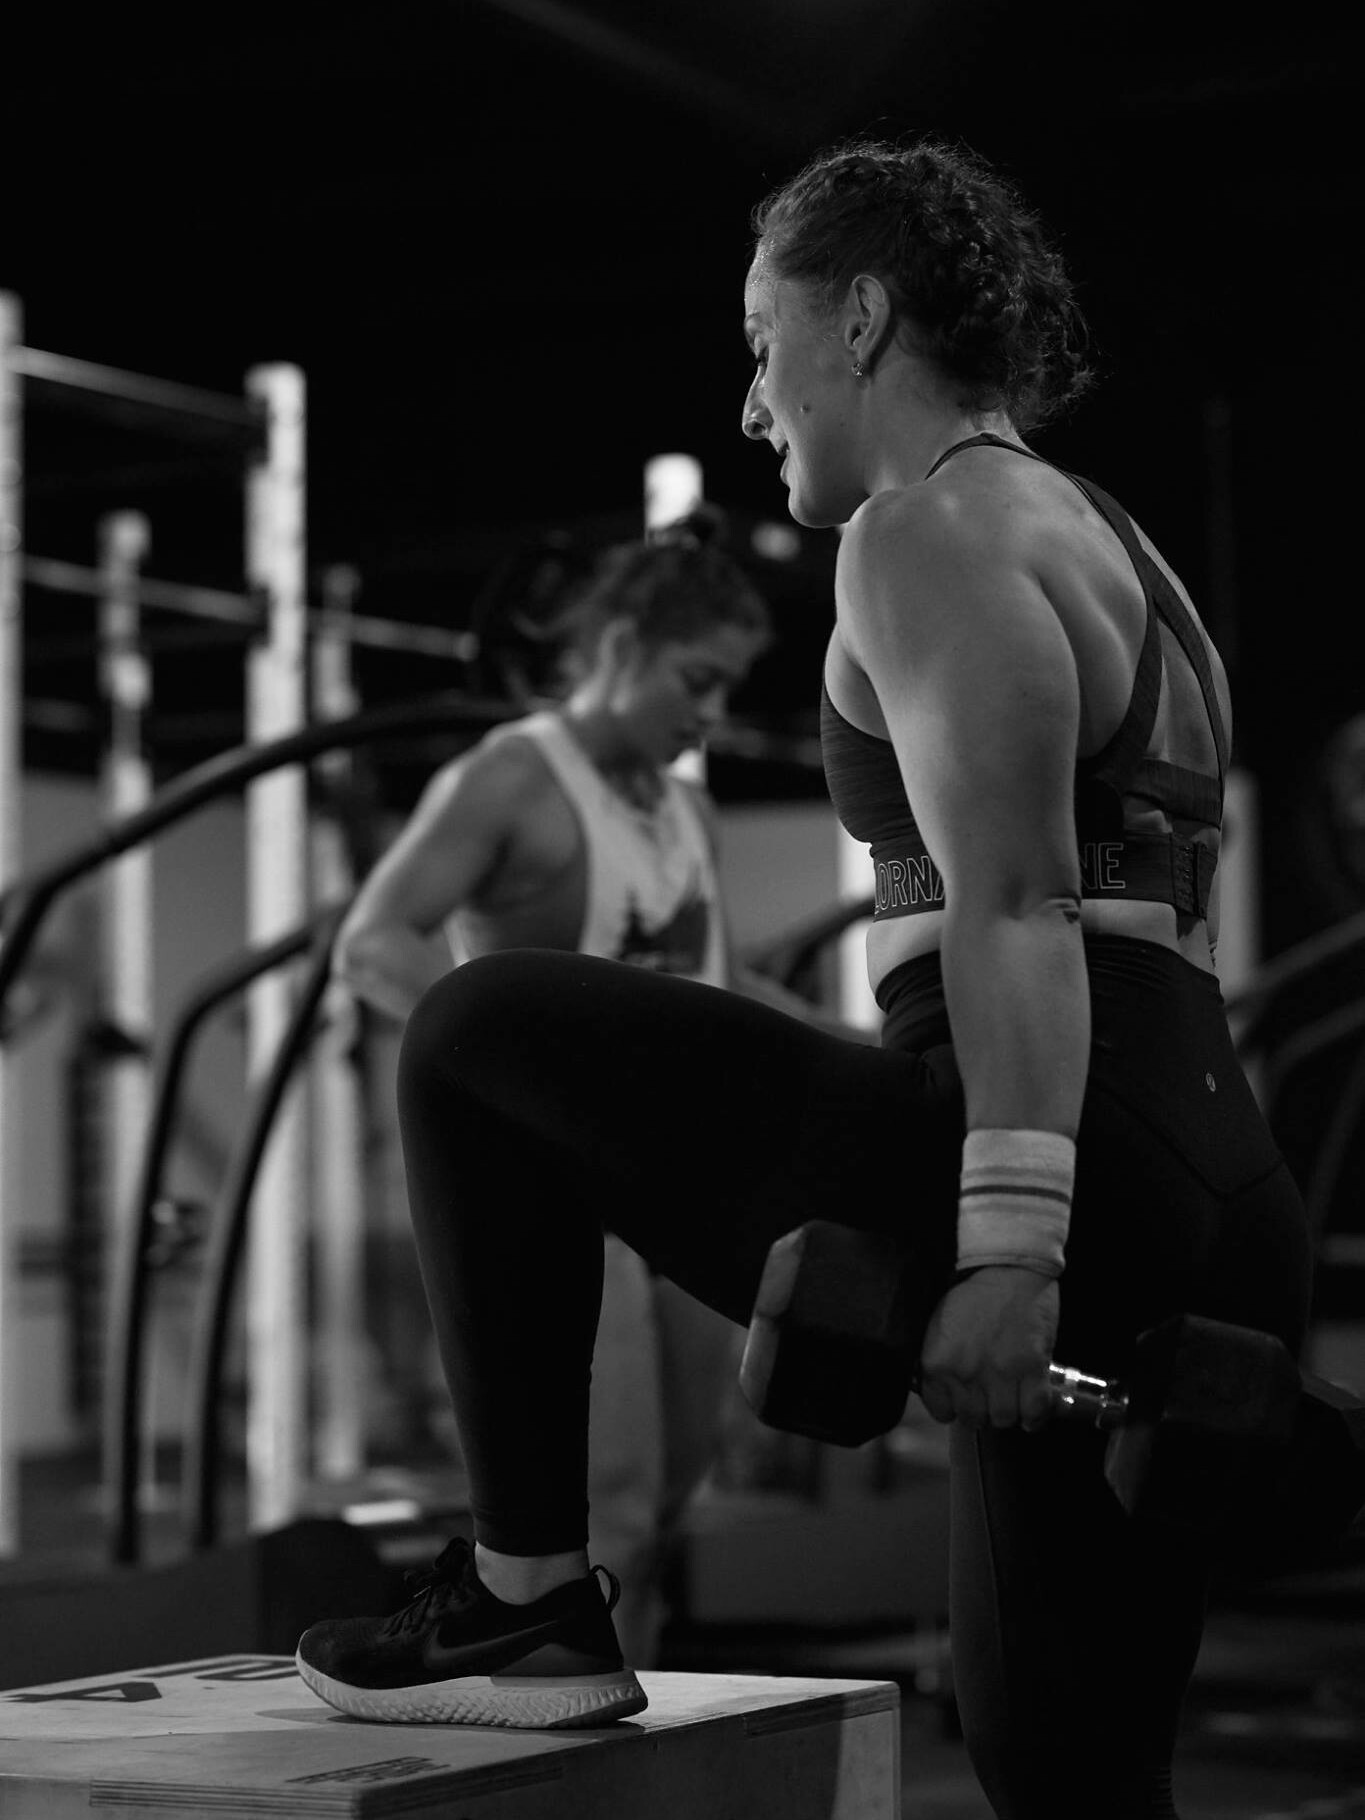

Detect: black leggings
[396, 936, 1311, 1820]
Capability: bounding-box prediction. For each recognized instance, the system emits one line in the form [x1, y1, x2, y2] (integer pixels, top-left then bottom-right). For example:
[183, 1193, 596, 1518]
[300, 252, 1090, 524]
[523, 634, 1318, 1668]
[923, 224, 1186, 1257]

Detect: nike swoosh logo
[422, 1619, 565, 1677]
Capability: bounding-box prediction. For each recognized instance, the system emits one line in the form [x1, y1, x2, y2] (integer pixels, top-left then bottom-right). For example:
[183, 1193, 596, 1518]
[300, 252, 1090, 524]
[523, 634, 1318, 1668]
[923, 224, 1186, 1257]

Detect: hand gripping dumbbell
[740, 1220, 1365, 1542]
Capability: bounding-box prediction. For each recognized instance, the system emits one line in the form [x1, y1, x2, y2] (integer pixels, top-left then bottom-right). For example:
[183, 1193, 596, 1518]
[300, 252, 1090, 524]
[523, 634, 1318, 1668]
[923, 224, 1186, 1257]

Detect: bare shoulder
[838, 482, 1026, 662]
[848, 476, 1023, 575]
[843, 482, 960, 559]
[419, 728, 559, 827]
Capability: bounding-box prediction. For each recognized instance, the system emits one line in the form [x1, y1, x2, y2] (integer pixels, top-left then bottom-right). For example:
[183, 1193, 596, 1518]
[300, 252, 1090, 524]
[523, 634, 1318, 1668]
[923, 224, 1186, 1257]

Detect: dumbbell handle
[1047, 1362, 1129, 1430]
[914, 1361, 1130, 1427]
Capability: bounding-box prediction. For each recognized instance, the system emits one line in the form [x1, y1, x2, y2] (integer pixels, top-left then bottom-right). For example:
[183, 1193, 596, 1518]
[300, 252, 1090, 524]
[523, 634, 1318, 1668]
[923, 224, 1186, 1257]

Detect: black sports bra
[820, 433, 1227, 921]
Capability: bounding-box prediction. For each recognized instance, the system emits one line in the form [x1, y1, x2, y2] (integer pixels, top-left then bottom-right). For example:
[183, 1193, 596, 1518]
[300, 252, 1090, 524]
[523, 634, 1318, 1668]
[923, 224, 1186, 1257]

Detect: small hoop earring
[851, 358, 868, 380]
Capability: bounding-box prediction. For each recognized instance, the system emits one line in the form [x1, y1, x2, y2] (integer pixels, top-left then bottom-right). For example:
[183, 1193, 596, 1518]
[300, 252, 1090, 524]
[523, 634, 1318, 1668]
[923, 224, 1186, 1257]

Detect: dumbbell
[740, 1220, 1365, 1539]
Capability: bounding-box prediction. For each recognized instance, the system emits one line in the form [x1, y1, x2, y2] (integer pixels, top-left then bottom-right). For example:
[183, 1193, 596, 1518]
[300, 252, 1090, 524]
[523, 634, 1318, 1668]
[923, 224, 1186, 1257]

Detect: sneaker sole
[295, 1650, 648, 1728]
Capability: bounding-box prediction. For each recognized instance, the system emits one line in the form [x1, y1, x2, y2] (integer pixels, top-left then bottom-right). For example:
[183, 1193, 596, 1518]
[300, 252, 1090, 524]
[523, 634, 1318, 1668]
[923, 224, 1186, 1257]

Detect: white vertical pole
[643, 453, 703, 538]
[97, 510, 156, 1502]
[1215, 768, 1260, 1001]
[645, 454, 707, 787]
[0, 292, 24, 1555]
[244, 364, 310, 1532]
[311, 564, 367, 1485]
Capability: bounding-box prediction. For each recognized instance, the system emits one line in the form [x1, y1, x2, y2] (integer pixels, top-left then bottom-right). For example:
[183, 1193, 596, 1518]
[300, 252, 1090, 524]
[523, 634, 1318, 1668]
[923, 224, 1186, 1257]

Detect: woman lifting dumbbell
[297, 137, 1313, 1818]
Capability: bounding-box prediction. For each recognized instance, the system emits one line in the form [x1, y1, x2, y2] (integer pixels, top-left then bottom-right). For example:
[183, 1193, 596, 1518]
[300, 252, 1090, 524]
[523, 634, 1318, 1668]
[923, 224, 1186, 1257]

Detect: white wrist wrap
[956, 1127, 1075, 1278]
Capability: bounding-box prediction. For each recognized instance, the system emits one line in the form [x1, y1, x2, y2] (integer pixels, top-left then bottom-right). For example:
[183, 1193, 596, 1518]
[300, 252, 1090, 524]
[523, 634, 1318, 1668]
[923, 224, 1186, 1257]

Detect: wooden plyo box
[0, 1653, 901, 1819]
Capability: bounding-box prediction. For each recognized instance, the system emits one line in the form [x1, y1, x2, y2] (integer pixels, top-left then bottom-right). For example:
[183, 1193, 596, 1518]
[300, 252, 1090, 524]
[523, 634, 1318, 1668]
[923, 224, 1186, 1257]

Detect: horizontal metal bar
[25, 558, 480, 654]
[23, 555, 261, 625]
[316, 609, 477, 662]
[11, 344, 259, 432]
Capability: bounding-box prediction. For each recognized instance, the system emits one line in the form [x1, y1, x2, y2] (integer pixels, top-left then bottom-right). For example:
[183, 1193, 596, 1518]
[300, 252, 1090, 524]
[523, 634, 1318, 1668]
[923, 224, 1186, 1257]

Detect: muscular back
[826, 443, 1230, 979]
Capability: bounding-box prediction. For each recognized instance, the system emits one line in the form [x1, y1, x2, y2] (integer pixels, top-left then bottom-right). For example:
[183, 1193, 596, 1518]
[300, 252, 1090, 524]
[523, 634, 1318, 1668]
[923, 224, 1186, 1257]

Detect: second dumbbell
[740, 1219, 1303, 1532]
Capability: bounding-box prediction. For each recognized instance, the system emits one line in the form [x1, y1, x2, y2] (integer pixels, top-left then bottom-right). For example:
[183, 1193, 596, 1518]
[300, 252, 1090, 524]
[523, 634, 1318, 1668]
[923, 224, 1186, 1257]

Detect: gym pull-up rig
[0, 302, 744, 1568]
[0, 292, 316, 1561]
[0, 294, 500, 1559]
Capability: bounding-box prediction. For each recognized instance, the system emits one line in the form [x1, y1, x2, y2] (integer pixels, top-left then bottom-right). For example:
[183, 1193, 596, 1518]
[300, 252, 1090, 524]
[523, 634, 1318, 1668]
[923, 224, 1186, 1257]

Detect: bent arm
[335, 746, 518, 1022]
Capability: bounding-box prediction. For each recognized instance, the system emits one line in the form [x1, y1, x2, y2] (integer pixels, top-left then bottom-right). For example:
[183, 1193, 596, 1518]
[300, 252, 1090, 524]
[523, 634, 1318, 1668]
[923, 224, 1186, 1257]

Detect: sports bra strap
[1127, 759, 1223, 828]
[924, 435, 1227, 817]
[923, 431, 1029, 479]
[1078, 479, 1230, 797]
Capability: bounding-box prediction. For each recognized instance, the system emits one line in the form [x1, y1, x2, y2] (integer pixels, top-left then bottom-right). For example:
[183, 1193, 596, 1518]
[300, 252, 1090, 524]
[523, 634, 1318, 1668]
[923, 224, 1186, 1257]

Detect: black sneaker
[295, 1537, 647, 1727]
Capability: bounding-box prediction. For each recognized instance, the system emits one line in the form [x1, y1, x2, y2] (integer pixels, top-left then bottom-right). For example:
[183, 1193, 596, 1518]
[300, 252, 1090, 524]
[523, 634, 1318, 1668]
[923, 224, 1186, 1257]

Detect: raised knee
[399, 952, 527, 1087]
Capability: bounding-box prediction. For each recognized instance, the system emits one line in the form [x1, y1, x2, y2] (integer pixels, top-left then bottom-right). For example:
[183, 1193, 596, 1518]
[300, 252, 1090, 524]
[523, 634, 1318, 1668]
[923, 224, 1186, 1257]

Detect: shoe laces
[381, 1537, 478, 1638]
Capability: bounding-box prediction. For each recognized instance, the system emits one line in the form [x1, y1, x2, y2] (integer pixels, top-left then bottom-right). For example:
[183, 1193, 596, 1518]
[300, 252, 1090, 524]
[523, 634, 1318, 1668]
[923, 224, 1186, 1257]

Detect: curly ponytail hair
[751, 136, 1094, 431]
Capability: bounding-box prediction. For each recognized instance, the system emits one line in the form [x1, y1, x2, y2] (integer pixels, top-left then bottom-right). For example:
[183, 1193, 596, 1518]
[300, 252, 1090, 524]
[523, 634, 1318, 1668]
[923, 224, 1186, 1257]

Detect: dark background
[4, 3, 1362, 954]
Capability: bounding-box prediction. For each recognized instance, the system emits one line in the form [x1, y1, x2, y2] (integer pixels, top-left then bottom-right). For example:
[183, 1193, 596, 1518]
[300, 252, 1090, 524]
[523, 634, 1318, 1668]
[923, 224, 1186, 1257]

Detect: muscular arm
[840, 488, 1090, 1134]
[335, 743, 527, 1022]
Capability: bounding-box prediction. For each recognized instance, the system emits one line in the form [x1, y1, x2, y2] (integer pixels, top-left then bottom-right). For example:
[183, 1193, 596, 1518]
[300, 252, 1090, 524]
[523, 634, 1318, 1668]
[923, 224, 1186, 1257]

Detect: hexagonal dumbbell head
[1104, 1315, 1303, 1532]
[1222, 1371, 1365, 1571]
[740, 1222, 916, 1446]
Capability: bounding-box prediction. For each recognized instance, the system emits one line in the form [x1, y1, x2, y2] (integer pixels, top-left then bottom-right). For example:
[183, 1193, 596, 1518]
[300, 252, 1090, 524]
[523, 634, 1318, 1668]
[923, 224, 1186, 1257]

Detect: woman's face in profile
[742, 258, 862, 530]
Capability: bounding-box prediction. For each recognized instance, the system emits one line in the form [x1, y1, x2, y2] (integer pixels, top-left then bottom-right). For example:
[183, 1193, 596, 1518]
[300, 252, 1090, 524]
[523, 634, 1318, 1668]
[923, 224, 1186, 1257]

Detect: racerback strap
[923, 434, 1227, 819]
